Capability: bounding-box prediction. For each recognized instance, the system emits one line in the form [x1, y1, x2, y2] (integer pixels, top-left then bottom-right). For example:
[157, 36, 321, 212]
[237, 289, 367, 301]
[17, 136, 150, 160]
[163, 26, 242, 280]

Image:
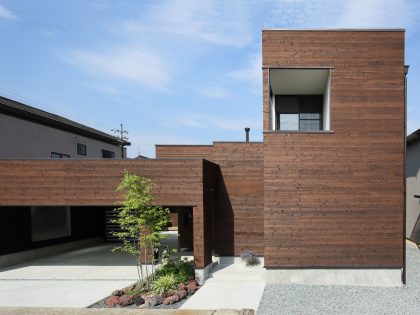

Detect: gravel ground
[258, 245, 420, 315]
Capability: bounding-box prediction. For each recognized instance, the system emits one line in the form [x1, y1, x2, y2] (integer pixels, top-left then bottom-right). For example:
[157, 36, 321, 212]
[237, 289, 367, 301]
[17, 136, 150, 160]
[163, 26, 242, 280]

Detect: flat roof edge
[155, 144, 213, 147]
[262, 28, 405, 32]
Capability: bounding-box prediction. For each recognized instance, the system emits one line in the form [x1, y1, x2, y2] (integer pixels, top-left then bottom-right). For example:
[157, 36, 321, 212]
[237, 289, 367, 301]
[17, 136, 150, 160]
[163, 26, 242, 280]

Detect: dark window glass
[77, 143, 87, 156]
[102, 150, 115, 158]
[51, 152, 71, 159]
[300, 120, 321, 131]
[51, 152, 61, 159]
[275, 95, 323, 131]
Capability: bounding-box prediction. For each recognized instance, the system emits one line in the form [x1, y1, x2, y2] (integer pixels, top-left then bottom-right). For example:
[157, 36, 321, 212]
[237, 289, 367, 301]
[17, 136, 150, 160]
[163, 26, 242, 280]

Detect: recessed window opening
[51, 152, 71, 158]
[77, 143, 87, 156]
[270, 69, 331, 131]
[102, 149, 115, 158]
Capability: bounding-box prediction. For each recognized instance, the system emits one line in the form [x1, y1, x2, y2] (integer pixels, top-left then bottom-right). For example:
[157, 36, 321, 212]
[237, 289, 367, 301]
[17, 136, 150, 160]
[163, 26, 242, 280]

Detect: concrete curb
[0, 307, 254, 315]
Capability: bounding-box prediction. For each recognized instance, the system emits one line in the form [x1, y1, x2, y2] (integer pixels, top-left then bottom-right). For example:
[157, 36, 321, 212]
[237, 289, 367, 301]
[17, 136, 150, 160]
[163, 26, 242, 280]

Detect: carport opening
[105, 206, 194, 259]
[0, 206, 107, 256]
[168, 206, 194, 254]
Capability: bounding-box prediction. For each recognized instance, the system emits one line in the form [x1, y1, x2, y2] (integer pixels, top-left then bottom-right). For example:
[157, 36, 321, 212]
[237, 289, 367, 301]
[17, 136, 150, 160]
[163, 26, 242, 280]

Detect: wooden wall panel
[156, 145, 214, 160]
[263, 30, 405, 268]
[0, 159, 203, 207]
[0, 159, 216, 268]
[212, 143, 264, 256]
[157, 142, 264, 256]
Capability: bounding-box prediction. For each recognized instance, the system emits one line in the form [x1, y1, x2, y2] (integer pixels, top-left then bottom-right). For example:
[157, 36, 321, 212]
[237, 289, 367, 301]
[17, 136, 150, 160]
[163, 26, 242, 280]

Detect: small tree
[111, 172, 170, 289]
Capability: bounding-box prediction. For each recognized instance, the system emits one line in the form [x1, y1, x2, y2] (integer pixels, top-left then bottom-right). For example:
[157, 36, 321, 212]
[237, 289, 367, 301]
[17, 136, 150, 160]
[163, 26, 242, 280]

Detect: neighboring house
[0, 96, 130, 159]
[0, 29, 407, 286]
[407, 129, 420, 243]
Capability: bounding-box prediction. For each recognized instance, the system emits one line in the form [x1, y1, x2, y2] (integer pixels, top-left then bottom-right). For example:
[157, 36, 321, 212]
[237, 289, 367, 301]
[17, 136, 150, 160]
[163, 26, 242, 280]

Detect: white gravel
[258, 245, 420, 315]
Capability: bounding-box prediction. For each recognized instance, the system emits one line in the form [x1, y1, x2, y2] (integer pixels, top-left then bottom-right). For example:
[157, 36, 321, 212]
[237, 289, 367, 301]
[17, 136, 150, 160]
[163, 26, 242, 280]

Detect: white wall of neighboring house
[0, 113, 124, 159]
[406, 139, 420, 242]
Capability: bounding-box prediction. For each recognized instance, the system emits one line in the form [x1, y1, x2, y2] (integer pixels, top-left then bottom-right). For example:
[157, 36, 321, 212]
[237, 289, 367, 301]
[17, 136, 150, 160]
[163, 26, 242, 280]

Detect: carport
[0, 159, 218, 283]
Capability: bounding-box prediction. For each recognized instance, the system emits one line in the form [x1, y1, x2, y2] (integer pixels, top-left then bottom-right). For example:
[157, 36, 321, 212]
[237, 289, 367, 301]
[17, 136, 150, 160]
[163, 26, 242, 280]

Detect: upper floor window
[276, 95, 323, 131]
[77, 143, 87, 156]
[51, 152, 70, 158]
[269, 68, 331, 131]
[102, 149, 115, 158]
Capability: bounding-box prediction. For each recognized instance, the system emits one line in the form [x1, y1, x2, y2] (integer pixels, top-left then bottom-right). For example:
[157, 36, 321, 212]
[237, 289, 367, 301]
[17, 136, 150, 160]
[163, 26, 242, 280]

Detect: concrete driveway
[181, 257, 266, 311]
[0, 244, 141, 307]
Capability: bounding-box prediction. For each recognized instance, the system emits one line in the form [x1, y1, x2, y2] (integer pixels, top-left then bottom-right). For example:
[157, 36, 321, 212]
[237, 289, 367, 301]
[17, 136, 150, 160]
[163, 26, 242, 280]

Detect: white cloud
[65, 47, 170, 91]
[120, 0, 255, 47]
[0, 4, 17, 19]
[229, 54, 261, 82]
[228, 53, 261, 95]
[175, 112, 260, 131]
[336, 0, 418, 28]
[197, 86, 232, 99]
[263, 0, 419, 30]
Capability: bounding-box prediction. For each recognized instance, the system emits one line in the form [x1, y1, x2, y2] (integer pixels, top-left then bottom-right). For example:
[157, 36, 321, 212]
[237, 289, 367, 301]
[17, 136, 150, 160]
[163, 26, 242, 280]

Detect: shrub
[154, 258, 195, 284]
[151, 274, 178, 294]
[241, 250, 259, 266]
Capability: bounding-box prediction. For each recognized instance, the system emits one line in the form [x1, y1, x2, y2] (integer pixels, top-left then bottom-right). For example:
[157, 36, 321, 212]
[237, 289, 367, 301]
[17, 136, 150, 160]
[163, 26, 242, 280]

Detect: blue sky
[0, 0, 419, 157]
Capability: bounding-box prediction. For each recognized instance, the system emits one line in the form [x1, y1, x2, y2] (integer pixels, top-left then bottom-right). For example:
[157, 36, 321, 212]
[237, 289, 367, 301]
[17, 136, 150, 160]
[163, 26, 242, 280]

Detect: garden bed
[89, 278, 199, 309]
[89, 257, 199, 309]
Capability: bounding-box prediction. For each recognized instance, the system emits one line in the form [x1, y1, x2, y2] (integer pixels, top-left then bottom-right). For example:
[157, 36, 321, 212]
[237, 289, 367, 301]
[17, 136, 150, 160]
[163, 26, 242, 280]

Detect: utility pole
[111, 123, 129, 158]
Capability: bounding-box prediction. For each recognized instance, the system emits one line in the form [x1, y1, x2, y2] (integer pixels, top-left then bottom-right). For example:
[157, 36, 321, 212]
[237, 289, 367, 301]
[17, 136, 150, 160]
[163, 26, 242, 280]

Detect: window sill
[263, 130, 335, 134]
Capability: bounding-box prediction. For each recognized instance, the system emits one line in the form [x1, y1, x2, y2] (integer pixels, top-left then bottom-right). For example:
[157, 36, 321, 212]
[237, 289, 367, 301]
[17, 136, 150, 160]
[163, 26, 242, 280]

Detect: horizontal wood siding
[0, 159, 213, 268]
[157, 143, 264, 256]
[263, 30, 405, 267]
[0, 160, 203, 207]
[156, 145, 214, 160]
[212, 143, 264, 256]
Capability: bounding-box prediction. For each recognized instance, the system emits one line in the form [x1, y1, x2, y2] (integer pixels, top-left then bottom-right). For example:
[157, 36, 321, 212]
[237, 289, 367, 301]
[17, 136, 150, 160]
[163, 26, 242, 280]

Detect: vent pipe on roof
[245, 127, 250, 142]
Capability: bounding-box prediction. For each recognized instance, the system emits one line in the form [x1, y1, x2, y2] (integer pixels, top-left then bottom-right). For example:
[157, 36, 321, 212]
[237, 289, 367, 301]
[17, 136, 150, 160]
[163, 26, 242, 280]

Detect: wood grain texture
[0, 159, 216, 268]
[157, 142, 264, 256]
[263, 30, 405, 268]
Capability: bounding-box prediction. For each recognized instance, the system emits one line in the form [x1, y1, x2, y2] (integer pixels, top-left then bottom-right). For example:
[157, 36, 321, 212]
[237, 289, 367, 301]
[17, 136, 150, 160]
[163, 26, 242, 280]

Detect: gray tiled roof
[407, 129, 420, 144]
[0, 95, 130, 146]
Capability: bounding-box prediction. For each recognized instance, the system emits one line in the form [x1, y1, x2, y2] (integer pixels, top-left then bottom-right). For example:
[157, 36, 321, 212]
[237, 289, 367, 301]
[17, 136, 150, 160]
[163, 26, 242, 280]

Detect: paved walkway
[258, 243, 420, 314]
[181, 258, 265, 311]
[0, 244, 142, 307]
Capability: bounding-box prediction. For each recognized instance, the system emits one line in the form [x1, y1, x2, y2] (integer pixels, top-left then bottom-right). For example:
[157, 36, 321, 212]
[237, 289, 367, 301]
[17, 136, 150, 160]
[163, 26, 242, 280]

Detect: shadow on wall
[214, 175, 234, 256]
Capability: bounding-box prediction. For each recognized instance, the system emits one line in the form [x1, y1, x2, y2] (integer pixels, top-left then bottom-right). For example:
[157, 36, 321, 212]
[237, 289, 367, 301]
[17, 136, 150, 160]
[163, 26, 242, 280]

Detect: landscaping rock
[105, 296, 120, 307]
[122, 284, 136, 293]
[143, 293, 163, 307]
[118, 294, 134, 307]
[188, 279, 199, 286]
[186, 280, 199, 294]
[111, 290, 124, 297]
[133, 296, 145, 306]
[178, 283, 187, 291]
[176, 289, 187, 300]
[163, 294, 180, 305]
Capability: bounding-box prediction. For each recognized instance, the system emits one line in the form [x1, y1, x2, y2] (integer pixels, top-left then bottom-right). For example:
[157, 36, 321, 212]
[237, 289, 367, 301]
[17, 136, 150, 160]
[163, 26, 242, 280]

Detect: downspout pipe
[403, 64, 409, 285]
